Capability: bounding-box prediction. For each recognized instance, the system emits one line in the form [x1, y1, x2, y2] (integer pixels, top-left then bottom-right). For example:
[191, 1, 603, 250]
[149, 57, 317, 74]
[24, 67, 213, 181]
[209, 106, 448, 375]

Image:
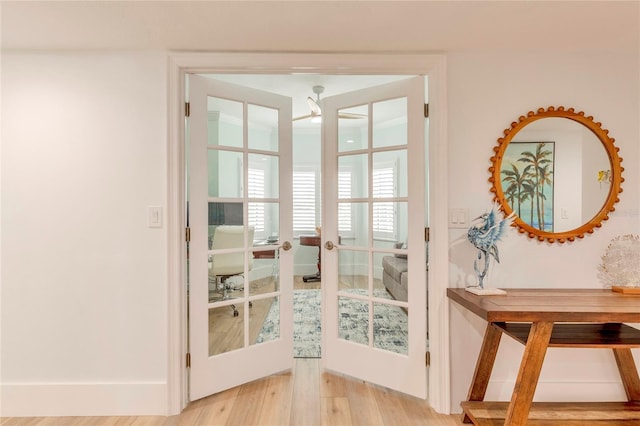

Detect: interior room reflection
[490, 106, 623, 244]
[205, 76, 414, 359]
[503, 118, 611, 232]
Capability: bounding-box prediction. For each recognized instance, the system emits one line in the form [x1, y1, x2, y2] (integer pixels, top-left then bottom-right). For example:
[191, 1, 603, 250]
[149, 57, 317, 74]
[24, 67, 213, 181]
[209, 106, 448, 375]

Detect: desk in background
[252, 239, 278, 259]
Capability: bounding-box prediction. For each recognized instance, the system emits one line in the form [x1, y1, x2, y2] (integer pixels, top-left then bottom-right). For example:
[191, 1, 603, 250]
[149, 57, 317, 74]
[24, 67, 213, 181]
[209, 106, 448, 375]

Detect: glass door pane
[322, 77, 426, 398]
[189, 75, 293, 400]
[334, 101, 410, 354]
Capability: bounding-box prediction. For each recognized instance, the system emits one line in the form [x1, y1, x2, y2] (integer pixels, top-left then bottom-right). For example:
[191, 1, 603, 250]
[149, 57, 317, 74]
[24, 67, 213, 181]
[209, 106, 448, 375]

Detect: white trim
[426, 56, 450, 414]
[167, 52, 443, 75]
[1, 382, 167, 417]
[167, 52, 449, 414]
[487, 380, 628, 402]
[167, 54, 187, 414]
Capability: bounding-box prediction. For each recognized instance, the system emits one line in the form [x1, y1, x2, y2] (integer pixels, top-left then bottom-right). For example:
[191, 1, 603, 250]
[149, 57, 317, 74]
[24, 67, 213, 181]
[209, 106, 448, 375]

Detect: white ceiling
[203, 74, 412, 125]
[2, 1, 638, 53]
[3, 1, 637, 123]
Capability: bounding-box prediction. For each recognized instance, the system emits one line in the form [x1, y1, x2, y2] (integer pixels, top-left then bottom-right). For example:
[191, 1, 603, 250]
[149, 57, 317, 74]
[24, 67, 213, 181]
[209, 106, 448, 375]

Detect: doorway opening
[171, 53, 449, 413]
[198, 73, 422, 360]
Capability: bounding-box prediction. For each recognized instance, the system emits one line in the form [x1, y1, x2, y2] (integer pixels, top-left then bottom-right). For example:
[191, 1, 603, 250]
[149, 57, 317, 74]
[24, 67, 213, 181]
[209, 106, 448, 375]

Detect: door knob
[324, 241, 335, 250]
[281, 241, 292, 251]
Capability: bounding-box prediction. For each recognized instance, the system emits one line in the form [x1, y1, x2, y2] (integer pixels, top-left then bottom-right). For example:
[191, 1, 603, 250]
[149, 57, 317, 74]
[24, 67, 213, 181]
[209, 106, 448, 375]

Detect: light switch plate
[148, 206, 162, 228]
[449, 208, 470, 229]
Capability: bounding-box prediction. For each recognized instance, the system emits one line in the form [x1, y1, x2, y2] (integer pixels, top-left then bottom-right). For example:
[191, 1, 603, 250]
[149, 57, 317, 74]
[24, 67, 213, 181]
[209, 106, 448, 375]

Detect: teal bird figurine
[467, 204, 514, 289]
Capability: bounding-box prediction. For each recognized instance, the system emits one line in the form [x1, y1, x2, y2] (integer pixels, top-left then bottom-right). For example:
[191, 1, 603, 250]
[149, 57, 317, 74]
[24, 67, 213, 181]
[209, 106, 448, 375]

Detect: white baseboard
[489, 380, 626, 402]
[1, 382, 168, 417]
[450, 380, 629, 414]
[531, 381, 627, 401]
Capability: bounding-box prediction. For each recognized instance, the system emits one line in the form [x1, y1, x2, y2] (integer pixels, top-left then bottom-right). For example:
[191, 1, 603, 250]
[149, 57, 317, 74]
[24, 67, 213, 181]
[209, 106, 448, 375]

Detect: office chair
[209, 225, 255, 317]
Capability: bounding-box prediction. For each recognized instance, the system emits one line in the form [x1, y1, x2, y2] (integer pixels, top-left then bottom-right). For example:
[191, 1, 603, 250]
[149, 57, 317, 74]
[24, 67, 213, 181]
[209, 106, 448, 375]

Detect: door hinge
[425, 351, 430, 366]
[186, 352, 191, 368]
[425, 227, 430, 242]
[424, 103, 429, 118]
[185, 227, 191, 242]
[185, 102, 190, 117]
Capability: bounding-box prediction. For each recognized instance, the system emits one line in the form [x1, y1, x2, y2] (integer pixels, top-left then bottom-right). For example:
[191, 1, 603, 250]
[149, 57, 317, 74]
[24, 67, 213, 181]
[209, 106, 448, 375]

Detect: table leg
[613, 347, 640, 401]
[504, 321, 553, 426]
[462, 323, 503, 423]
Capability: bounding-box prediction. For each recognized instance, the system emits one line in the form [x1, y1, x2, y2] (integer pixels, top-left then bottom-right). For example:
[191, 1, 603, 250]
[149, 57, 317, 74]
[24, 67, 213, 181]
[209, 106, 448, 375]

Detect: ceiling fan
[292, 85, 367, 122]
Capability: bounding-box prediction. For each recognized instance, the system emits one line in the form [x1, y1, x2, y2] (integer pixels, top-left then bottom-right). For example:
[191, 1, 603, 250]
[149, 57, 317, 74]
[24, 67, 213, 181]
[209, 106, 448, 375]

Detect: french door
[188, 75, 293, 400]
[322, 77, 428, 398]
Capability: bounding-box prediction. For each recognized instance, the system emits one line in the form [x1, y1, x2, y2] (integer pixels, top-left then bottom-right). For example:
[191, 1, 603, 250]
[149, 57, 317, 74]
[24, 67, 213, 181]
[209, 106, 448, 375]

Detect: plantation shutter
[293, 170, 316, 233]
[248, 167, 265, 232]
[338, 171, 352, 233]
[372, 166, 395, 238]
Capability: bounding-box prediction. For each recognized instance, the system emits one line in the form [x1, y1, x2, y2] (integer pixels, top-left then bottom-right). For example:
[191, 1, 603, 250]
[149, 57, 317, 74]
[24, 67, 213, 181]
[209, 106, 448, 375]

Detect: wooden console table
[447, 288, 640, 425]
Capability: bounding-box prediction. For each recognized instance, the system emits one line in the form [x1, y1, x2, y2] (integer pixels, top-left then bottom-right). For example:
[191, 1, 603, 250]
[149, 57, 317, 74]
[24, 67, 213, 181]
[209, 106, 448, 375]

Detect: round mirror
[489, 106, 624, 243]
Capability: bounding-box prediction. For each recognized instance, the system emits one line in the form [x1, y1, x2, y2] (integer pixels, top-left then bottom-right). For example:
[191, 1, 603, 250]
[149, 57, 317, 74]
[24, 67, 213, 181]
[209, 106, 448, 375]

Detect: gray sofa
[381, 247, 428, 335]
[382, 255, 408, 302]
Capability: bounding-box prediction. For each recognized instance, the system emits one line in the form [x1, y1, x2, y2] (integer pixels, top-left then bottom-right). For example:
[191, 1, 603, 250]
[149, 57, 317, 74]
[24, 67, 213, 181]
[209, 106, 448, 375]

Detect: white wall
[1, 49, 638, 417]
[447, 51, 639, 411]
[1, 52, 169, 415]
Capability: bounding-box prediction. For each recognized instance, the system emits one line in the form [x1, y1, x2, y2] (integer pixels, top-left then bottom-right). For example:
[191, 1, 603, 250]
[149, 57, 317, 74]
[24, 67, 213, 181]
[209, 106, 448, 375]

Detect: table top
[447, 288, 640, 323]
[299, 234, 321, 246]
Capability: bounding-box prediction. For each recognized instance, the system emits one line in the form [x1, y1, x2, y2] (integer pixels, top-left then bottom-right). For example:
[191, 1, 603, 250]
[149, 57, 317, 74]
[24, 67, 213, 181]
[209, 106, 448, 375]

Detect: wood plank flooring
[2, 276, 458, 425]
[0, 359, 463, 425]
[208, 276, 320, 356]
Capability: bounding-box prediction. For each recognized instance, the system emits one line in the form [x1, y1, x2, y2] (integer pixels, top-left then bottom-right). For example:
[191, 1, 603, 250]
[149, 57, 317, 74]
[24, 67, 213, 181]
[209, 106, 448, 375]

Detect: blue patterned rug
[256, 289, 408, 358]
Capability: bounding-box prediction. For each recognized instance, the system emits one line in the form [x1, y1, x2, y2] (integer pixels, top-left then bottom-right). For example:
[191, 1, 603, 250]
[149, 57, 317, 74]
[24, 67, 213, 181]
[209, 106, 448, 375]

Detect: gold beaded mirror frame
[489, 106, 624, 243]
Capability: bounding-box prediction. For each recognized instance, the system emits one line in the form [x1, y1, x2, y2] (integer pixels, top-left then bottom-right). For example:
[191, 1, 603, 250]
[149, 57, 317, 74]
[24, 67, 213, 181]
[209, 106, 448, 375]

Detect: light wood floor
[3, 277, 458, 425]
[0, 359, 463, 425]
[208, 276, 321, 356]
[208, 275, 387, 356]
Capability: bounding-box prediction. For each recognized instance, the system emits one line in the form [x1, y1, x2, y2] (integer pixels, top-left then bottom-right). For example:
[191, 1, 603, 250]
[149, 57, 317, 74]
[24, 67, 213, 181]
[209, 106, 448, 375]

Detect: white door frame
[167, 52, 449, 414]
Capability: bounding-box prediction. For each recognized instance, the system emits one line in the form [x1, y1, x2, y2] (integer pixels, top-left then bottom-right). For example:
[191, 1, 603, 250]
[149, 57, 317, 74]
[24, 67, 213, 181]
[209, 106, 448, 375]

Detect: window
[248, 167, 265, 233]
[338, 171, 352, 233]
[293, 170, 316, 234]
[372, 166, 396, 239]
[290, 166, 395, 239]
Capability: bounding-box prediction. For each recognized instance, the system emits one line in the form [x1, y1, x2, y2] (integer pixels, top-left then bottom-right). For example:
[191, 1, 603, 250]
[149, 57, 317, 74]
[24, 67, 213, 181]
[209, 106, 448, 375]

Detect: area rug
[256, 289, 408, 358]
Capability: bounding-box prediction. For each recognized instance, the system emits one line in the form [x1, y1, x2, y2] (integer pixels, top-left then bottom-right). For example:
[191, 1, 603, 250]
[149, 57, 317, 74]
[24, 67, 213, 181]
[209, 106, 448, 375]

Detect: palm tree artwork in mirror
[502, 142, 555, 232]
[489, 106, 624, 244]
